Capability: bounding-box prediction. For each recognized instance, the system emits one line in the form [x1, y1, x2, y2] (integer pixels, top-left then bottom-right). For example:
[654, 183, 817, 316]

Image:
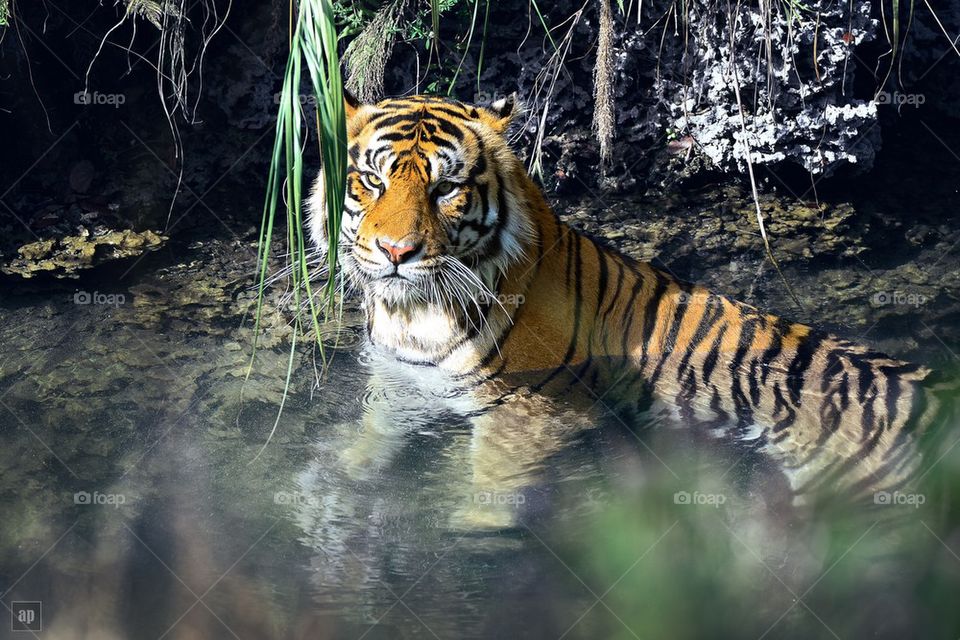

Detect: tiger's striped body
[308, 93, 951, 500]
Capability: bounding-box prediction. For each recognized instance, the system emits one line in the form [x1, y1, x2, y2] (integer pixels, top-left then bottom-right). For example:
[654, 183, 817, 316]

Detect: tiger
[306, 91, 956, 507]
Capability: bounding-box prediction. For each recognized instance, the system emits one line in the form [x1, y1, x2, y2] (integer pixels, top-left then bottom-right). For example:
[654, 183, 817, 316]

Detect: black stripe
[702, 326, 728, 386]
[636, 271, 671, 372]
[600, 259, 625, 335]
[476, 183, 491, 228]
[619, 268, 648, 366]
[531, 235, 583, 391]
[595, 245, 609, 318]
[533, 233, 584, 391]
[729, 311, 758, 376]
[424, 105, 474, 119]
[838, 371, 850, 410]
[748, 357, 761, 406]
[786, 331, 825, 407]
[481, 168, 511, 260]
[727, 314, 758, 429]
[372, 130, 415, 143]
[759, 318, 791, 385]
[467, 136, 488, 182]
[674, 293, 725, 384]
[677, 368, 699, 425]
[648, 284, 691, 384]
[882, 366, 903, 432]
[821, 348, 845, 391]
[771, 384, 797, 433]
[589, 244, 609, 353]
[705, 386, 731, 429]
[844, 353, 876, 404]
[898, 380, 929, 436]
[430, 117, 467, 143]
[367, 112, 422, 130]
[859, 383, 880, 440]
[471, 321, 515, 373]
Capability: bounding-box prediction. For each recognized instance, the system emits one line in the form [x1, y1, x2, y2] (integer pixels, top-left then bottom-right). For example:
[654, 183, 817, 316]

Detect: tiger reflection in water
[293, 349, 947, 544]
[293, 344, 603, 536]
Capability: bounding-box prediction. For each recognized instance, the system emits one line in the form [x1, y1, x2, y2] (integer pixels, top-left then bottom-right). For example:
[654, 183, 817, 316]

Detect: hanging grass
[343, 0, 408, 103]
[593, 0, 616, 168]
[248, 0, 346, 459]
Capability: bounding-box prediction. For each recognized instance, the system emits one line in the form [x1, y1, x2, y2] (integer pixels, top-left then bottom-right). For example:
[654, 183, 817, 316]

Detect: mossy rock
[2, 228, 166, 278]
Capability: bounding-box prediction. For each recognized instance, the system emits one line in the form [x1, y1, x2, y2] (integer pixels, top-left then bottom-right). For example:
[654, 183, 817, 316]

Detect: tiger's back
[480, 214, 949, 498]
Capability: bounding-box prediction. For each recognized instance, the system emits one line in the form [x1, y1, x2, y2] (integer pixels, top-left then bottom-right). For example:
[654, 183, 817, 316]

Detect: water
[1, 192, 959, 639]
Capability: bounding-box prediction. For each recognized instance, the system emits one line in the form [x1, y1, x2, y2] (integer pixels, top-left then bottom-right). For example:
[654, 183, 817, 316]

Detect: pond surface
[1, 183, 959, 639]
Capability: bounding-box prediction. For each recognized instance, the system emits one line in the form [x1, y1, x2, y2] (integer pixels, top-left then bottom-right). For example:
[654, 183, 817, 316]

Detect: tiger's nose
[376, 238, 422, 265]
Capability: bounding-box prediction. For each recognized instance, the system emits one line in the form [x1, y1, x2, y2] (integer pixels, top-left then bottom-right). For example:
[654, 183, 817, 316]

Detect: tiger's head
[307, 93, 537, 317]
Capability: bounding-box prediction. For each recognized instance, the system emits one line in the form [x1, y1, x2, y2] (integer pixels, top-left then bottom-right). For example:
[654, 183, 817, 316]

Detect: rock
[2, 228, 167, 278]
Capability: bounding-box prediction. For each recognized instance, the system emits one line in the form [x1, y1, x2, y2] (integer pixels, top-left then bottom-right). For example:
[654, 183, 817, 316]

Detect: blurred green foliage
[550, 394, 960, 639]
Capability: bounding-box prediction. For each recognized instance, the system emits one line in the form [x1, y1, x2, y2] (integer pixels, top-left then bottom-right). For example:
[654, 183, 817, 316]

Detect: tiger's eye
[434, 180, 458, 198]
[363, 172, 383, 189]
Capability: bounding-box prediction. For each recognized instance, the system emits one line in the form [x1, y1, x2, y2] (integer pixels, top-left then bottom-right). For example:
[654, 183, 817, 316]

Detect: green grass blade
[476, 0, 491, 96]
[247, 0, 347, 453]
[447, 0, 482, 96]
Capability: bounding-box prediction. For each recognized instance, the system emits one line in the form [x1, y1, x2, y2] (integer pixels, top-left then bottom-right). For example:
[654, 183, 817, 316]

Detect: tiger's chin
[363, 275, 423, 307]
[364, 294, 471, 366]
[349, 272, 457, 361]
[343, 255, 509, 368]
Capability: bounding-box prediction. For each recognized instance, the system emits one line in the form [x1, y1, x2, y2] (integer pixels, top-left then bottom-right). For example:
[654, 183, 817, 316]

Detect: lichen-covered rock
[659, 0, 880, 176]
[2, 228, 166, 278]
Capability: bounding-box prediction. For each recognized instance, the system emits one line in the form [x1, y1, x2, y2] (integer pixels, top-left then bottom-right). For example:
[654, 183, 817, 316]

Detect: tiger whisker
[435, 256, 505, 357]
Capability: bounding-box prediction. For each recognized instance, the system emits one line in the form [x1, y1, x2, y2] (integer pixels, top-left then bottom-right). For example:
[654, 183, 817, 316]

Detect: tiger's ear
[476, 92, 519, 135]
[344, 88, 362, 120]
